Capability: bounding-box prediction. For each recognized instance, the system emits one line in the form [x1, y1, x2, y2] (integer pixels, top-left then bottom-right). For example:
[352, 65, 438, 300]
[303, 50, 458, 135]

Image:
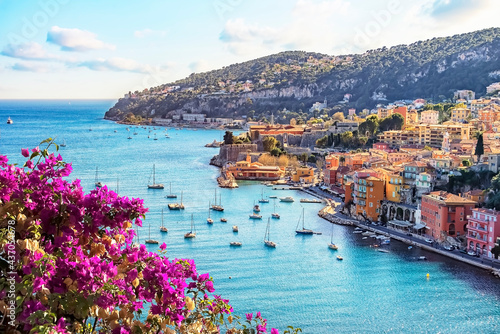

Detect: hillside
[105, 28, 500, 123]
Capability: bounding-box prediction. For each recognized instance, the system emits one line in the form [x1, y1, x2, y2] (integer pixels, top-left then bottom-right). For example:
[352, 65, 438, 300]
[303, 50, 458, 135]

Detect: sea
[1, 99, 500, 333]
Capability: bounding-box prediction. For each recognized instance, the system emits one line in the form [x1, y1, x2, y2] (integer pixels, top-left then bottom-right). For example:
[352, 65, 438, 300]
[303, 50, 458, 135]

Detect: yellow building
[353, 172, 385, 221]
[451, 107, 471, 123]
[292, 167, 314, 183]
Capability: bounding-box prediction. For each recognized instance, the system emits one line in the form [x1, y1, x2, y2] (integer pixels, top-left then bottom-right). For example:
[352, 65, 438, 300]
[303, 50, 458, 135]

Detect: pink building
[467, 208, 500, 258]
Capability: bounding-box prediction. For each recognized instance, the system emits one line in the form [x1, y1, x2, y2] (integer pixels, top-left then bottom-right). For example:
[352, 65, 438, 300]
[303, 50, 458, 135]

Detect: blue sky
[0, 0, 498, 99]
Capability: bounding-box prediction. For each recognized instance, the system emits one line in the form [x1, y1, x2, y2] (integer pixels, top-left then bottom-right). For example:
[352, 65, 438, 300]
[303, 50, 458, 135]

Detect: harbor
[2, 100, 500, 333]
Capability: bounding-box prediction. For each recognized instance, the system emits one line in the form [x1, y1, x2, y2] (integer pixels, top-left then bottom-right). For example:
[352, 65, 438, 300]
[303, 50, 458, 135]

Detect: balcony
[467, 234, 487, 242]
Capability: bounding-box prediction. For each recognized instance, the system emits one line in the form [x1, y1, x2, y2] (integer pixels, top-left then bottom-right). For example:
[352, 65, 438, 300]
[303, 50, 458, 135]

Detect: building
[464, 189, 486, 204]
[471, 99, 492, 114]
[488, 153, 500, 173]
[182, 113, 206, 122]
[486, 82, 500, 94]
[292, 167, 314, 184]
[403, 161, 428, 184]
[450, 107, 470, 123]
[352, 170, 385, 221]
[394, 106, 408, 124]
[420, 110, 439, 124]
[377, 108, 393, 119]
[454, 90, 475, 101]
[421, 191, 476, 241]
[227, 156, 284, 181]
[310, 98, 327, 112]
[379, 168, 403, 203]
[467, 208, 500, 258]
[415, 172, 434, 197]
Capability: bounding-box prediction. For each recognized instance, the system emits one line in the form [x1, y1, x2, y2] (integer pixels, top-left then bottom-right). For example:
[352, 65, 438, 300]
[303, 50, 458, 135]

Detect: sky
[0, 0, 499, 99]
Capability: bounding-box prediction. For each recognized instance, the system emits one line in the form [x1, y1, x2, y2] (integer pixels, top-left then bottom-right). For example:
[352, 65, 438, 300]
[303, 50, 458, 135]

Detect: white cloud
[134, 29, 167, 38]
[1, 42, 50, 60]
[10, 62, 60, 73]
[219, 0, 350, 56]
[189, 60, 213, 73]
[77, 57, 168, 73]
[47, 26, 115, 52]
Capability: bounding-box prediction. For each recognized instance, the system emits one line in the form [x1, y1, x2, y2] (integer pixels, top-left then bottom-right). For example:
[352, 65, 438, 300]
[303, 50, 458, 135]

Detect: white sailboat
[264, 218, 276, 248]
[168, 190, 184, 210]
[60, 139, 66, 147]
[145, 223, 159, 244]
[148, 164, 164, 189]
[160, 208, 168, 232]
[258, 188, 269, 203]
[295, 208, 314, 235]
[211, 188, 224, 211]
[328, 224, 338, 250]
[184, 214, 196, 238]
[272, 199, 280, 219]
[95, 167, 103, 188]
[207, 203, 214, 224]
[166, 182, 177, 198]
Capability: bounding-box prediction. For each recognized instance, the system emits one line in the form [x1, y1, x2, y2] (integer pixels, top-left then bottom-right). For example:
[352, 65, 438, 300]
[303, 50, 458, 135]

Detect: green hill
[105, 27, 500, 123]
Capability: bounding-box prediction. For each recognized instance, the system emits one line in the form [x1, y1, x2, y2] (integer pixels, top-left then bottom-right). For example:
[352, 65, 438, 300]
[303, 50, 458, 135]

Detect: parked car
[424, 238, 433, 244]
[467, 250, 476, 256]
[443, 245, 454, 251]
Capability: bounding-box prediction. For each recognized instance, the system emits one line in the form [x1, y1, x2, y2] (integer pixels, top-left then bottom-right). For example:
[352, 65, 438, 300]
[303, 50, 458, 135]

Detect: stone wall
[210, 144, 257, 167]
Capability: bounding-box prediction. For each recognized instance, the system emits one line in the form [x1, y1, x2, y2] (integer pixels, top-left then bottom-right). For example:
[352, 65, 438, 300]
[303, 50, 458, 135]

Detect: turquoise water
[1, 100, 500, 333]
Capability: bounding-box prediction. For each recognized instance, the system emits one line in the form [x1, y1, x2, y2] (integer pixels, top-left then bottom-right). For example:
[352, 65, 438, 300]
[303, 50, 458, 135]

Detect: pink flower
[271, 329, 279, 334]
[205, 280, 215, 293]
[31, 146, 40, 153]
[160, 243, 167, 250]
[246, 313, 253, 321]
[21, 148, 30, 157]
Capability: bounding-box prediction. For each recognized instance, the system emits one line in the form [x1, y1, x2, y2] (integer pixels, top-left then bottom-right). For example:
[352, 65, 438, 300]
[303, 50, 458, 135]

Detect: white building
[182, 113, 206, 122]
[487, 83, 500, 94]
[420, 110, 439, 124]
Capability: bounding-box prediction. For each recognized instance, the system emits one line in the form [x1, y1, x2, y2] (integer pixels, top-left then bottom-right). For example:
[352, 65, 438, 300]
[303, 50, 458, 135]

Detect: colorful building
[467, 208, 500, 258]
[352, 170, 385, 221]
[420, 110, 439, 124]
[421, 191, 476, 241]
[450, 107, 471, 123]
[227, 156, 284, 181]
[292, 167, 314, 184]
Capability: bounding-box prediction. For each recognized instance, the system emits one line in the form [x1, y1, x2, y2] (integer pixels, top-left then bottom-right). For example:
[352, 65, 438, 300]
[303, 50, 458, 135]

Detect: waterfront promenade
[301, 185, 500, 275]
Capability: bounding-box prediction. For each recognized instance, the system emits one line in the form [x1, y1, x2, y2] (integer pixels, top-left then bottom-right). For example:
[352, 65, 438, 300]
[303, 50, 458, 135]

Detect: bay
[1, 99, 500, 333]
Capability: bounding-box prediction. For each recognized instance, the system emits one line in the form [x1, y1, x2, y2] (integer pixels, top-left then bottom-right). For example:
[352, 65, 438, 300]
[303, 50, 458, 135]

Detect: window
[369, 202, 373, 208]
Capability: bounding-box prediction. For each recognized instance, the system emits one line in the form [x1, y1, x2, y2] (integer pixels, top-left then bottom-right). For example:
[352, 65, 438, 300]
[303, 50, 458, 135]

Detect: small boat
[184, 214, 196, 239]
[336, 256, 343, 261]
[253, 204, 260, 213]
[280, 196, 294, 202]
[377, 249, 389, 253]
[232, 225, 238, 232]
[133, 132, 138, 135]
[230, 242, 242, 247]
[295, 208, 314, 235]
[127, 136, 132, 139]
[353, 230, 363, 234]
[328, 224, 338, 250]
[300, 198, 322, 203]
[259, 189, 269, 203]
[114, 130, 117, 133]
[211, 188, 224, 211]
[417, 256, 427, 261]
[207, 204, 214, 224]
[408, 246, 413, 250]
[168, 191, 184, 210]
[249, 213, 262, 219]
[60, 139, 66, 147]
[166, 182, 177, 198]
[269, 196, 277, 199]
[7, 117, 13, 124]
[221, 218, 227, 222]
[362, 237, 368, 240]
[159, 209, 168, 232]
[145, 224, 159, 244]
[272, 213, 280, 219]
[147, 164, 164, 189]
[264, 218, 276, 248]
[94, 167, 103, 188]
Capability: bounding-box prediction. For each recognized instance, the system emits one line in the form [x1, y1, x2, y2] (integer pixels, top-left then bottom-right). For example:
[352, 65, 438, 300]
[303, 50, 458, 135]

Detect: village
[208, 83, 500, 264]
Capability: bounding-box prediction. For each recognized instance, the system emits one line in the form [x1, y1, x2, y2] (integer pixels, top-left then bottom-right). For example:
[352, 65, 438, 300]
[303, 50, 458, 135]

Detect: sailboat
[328, 224, 338, 250]
[271, 199, 280, 219]
[295, 208, 314, 234]
[264, 218, 276, 248]
[7, 117, 13, 124]
[160, 209, 168, 232]
[258, 189, 269, 203]
[166, 182, 177, 198]
[211, 188, 224, 211]
[249, 210, 262, 219]
[253, 202, 261, 212]
[148, 164, 164, 189]
[184, 214, 196, 238]
[145, 223, 159, 244]
[168, 190, 185, 210]
[95, 167, 103, 188]
[207, 203, 214, 224]
[60, 139, 66, 147]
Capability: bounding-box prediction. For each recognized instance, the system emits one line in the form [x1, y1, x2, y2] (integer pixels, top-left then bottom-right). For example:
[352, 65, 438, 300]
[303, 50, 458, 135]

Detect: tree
[278, 154, 289, 168]
[0, 139, 281, 334]
[299, 153, 309, 163]
[316, 156, 325, 171]
[340, 131, 353, 147]
[492, 244, 500, 259]
[315, 135, 328, 148]
[331, 112, 345, 122]
[475, 132, 484, 164]
[263, 136, 278, 152]
[223, 130, 234, 145]
[358, 115, 379, 136]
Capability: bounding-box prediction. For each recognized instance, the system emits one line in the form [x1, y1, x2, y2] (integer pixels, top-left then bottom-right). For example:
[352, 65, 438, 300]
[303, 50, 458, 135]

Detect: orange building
[345, 153, 370, 170]
[292, 167, 314, 183]
[227, 156, 284, 181]
[421, 191, 476, 241]
[394, 106, 408, 124]
[464, 189, 486, 204]
[352, 170, 385, 221]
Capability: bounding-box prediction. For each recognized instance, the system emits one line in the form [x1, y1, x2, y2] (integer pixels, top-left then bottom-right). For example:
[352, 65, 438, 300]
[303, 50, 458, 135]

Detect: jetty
[217, 167, 238, 188]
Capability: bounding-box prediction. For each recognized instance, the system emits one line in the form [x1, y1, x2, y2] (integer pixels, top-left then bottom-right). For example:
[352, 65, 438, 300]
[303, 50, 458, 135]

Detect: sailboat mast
[161, 208, 164, 227]
[153, 165, 155, 185]
[302, 208, 305, 229]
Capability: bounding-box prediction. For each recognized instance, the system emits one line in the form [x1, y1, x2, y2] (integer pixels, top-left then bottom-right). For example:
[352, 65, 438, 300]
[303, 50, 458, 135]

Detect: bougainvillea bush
[0, 139, 297, 334]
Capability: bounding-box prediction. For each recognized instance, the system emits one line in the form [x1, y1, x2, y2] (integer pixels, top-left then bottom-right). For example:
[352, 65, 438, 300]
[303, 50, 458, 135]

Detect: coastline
[300, 185, 500, 277]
